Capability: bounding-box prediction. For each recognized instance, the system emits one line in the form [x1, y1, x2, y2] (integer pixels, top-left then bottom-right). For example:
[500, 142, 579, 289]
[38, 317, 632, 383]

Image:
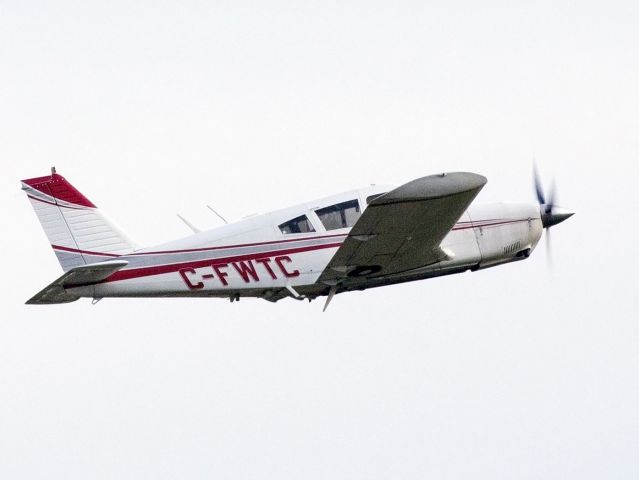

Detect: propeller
[533, 164, 574, 266]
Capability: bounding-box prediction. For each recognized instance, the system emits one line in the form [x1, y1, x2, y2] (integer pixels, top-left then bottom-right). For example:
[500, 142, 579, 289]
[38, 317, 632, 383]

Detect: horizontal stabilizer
[26, 260, 128, 305]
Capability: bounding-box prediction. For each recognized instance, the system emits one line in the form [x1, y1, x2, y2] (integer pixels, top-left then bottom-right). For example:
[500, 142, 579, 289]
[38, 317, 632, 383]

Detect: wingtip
[381, 172, 487, 203]
[447, 171, 488, 186]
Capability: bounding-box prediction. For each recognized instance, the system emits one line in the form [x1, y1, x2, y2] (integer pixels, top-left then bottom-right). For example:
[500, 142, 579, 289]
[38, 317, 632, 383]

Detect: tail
[21, 167, 137, 271]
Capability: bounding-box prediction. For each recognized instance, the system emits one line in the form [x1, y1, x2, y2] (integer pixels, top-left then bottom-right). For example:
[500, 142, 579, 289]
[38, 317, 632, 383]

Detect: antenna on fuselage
[176, 214, 201, 233]
[206, 205, 228, 224]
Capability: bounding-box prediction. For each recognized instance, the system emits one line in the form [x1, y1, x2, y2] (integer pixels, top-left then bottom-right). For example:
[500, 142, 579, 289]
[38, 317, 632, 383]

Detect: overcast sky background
[1, 1, 638, 478]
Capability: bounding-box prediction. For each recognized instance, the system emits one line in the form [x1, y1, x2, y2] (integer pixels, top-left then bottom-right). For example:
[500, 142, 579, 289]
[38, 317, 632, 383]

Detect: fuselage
[67, 185, 544, 302]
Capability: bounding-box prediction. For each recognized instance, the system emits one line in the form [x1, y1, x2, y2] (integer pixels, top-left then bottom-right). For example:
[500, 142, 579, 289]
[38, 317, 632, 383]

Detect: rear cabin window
[279, 215, 316, 234]
[315, 199, 361, 230]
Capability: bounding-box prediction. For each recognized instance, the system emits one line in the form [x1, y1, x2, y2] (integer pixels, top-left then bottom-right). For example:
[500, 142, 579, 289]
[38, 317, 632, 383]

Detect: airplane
[21, 167, 573, 310]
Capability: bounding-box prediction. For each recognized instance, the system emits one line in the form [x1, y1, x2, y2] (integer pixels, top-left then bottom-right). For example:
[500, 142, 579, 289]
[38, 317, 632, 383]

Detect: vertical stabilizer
[21, 168, 136, 271]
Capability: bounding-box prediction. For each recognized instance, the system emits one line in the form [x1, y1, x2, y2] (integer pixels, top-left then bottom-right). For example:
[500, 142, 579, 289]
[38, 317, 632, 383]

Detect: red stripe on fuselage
[452, 218, 530, 231]
[127, 233, 349, 256]
[51, 234, 349, 258]
[101, 242, 344, 283]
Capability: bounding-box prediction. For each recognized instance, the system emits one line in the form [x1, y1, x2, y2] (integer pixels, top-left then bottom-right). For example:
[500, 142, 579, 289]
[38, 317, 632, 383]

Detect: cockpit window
[315, 199, 361, 230]
[279, 215, 316, 234]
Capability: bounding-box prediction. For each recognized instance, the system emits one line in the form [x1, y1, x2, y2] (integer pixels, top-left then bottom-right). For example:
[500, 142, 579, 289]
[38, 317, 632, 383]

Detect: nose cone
[541, 206, 575, 228]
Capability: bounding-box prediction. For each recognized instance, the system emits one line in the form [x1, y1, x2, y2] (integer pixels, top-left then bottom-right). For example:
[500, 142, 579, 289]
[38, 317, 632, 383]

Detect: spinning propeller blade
[532, 164, 574, 265]
[533, 163, 546, 205]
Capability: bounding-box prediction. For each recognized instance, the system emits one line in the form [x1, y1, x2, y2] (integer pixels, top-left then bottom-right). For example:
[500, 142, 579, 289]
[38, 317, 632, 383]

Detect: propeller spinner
[533, 164, 574, 263]
[533, 164, 574, 227]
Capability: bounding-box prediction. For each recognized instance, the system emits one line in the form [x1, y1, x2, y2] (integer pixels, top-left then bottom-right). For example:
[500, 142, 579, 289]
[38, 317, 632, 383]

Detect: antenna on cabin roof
[206, 205, 228, 224]
[176, 214, 201, 234]
[51, 166, 56, 175]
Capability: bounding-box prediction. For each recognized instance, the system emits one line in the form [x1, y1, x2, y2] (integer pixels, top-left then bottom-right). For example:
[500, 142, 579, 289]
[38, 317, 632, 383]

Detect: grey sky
[1, 1, 638, 478]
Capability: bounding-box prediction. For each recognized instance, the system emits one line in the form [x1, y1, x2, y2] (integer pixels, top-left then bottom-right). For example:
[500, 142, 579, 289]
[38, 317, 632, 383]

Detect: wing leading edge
[318, 172, 487, 286]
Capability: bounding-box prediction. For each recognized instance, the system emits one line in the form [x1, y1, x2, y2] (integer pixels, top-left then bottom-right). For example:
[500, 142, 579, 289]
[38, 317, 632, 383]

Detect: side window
[315, 199, 361, 230]
[279, 215, 316, 234]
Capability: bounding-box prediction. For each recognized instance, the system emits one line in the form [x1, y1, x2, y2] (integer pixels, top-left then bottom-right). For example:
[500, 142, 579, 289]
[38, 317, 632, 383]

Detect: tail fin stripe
[26, 194, 87, 210]
[24, 181, 94, 210]
[22, 173, 96, 208]
[52, 244, 121, 257]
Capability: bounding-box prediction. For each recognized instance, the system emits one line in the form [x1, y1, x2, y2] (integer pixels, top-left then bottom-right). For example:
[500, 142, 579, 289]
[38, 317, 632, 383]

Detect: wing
[26, 260, 128, 304]
[318, 172, 486, 286]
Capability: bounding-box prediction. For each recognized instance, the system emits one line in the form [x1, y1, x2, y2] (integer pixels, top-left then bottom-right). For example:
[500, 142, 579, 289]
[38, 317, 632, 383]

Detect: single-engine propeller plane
[21, 167, 573, 310]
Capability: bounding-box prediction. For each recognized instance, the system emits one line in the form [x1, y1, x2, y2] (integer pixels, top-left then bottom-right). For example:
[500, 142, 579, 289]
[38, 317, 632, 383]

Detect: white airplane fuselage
[66, 185, 544, 303]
